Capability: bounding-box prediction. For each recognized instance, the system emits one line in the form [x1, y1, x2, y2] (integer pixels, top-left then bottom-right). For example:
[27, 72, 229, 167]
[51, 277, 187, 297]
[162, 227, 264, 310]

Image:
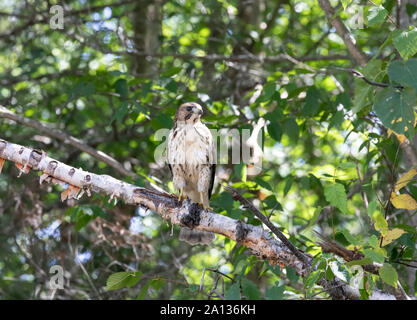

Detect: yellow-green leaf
[381, 228, 407, 246]
[390, 193, 417, 210]
[395, 168, 417, 192]
[106, 272, 142, 291]
[324, 183, 348, 214]
[373, 210, 388, 236]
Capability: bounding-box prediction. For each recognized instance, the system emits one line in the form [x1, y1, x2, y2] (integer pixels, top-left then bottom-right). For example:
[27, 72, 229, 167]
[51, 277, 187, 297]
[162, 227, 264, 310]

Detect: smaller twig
[392, 261, 417, 269]
[200, 268, 206, 292]
[75, 246, 103, 300]
[205, 268, 234, 281]
[328, 67, 403, 89]
[223, 184, 311, 269]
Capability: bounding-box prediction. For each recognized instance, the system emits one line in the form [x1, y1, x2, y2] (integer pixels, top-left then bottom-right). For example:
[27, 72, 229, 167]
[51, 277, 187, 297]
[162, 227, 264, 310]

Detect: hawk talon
[178, 188, 188, 202]
[199, 192, 212, 210]
[178, 187, 183, 202]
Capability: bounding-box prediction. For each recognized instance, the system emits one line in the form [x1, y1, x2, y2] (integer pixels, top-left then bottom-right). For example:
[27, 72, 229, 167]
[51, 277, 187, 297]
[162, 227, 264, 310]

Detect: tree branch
[0, 106, 136, 179]
[318, 0, 369, 66]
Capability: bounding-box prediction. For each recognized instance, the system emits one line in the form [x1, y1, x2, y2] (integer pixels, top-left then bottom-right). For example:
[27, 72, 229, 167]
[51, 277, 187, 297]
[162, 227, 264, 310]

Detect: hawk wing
[193, 122, 216, 199]
[208, 163, 216, 199]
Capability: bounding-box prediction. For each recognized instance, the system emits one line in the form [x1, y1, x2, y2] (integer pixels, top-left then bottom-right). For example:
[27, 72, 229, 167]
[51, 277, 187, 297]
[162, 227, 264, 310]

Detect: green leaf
[393, 28, 417, 60]
[306, 207, 322, 229]
[125, 272, 142, 288]
[137, 281, 151, 300]
[254, 176, 273, 191]
[359, 287, 369, 300]
[114, 79, 128, 99]
[367, 200, 378, 218]
[283, 178, 293, 196]
[150, 278, 165, 290]
[379, 263, 398, 288]
[74, 214, 91, 231]
[387, 59, 417, 92]
[106, 272, 142, 291]
[368, 234, 379, 248]
[304, 270, 322, 289]
[364, 248, 385, 263]
[141, 81, 152, 98]
[324, 183, 348, 214]
[302, 87, 321, 117]
[115, 101, 129, 123]
[70, 81, 95, 99]
[338, 161, 356, 170]
[341, 229, 360, 246]
[263, 195, 283, 211]
[211, 192, 234, 210]
[241, 278, 260, 300]
[285, 266, 298, 283]
[234, 163, 247, 182]
[346, 257, 373, 267]
[367, 5, 388, 26]
[188, 284, 199, 293]
[373, 88, 416, 139]
[329, 110, 344, 129]
[265, 285, 284, 300]
[352, 59, 385, 113]
[257, 82, 276, 102]
[161, 67, 182, 77]
[165, 79, 178, 93]
[283, 118, 299, 142]
[267, 122, 282, 142]
[225, 283, 241, 300]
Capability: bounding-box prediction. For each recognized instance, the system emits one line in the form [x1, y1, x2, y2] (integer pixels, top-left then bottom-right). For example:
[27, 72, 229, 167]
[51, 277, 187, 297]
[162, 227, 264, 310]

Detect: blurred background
[0, 0, 416, 299]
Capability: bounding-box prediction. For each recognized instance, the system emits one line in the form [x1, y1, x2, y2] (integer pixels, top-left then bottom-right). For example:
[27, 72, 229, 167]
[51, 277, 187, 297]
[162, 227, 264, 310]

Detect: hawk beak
[193, 106, 203, 115]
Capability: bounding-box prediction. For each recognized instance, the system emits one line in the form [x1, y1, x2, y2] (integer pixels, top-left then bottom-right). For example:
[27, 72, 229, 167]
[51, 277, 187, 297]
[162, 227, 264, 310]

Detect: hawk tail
[179, 227, 215, 245]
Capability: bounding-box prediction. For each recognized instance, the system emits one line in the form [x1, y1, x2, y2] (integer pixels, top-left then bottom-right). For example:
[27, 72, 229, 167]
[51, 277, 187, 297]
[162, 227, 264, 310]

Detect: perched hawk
[167, 102, 216, 245]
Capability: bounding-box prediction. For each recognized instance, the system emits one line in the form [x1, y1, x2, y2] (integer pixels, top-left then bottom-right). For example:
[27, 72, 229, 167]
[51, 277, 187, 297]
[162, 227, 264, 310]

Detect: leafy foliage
[0, 0, 416, 300]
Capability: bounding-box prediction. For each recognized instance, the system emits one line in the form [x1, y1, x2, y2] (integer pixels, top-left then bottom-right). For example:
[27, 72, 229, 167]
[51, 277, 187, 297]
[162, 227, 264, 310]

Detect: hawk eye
[186, 106, 192, 112]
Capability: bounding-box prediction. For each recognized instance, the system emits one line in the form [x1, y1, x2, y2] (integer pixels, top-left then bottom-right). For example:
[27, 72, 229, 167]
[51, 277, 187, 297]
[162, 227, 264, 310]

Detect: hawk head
[174, 102, 203, 124]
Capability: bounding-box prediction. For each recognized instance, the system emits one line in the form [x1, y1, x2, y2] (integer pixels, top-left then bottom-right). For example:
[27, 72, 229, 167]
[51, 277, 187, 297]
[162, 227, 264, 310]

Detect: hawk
[167, 102, 216, 245]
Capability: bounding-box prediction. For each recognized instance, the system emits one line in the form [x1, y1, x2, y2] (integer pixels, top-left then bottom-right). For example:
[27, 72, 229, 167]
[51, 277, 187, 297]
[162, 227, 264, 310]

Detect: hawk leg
[199, 192, 212, 210]
[178, 187, 188, 202]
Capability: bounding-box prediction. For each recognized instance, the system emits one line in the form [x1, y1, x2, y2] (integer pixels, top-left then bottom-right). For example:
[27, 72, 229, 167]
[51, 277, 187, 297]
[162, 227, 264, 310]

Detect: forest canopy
[1, 0, 417, 300]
